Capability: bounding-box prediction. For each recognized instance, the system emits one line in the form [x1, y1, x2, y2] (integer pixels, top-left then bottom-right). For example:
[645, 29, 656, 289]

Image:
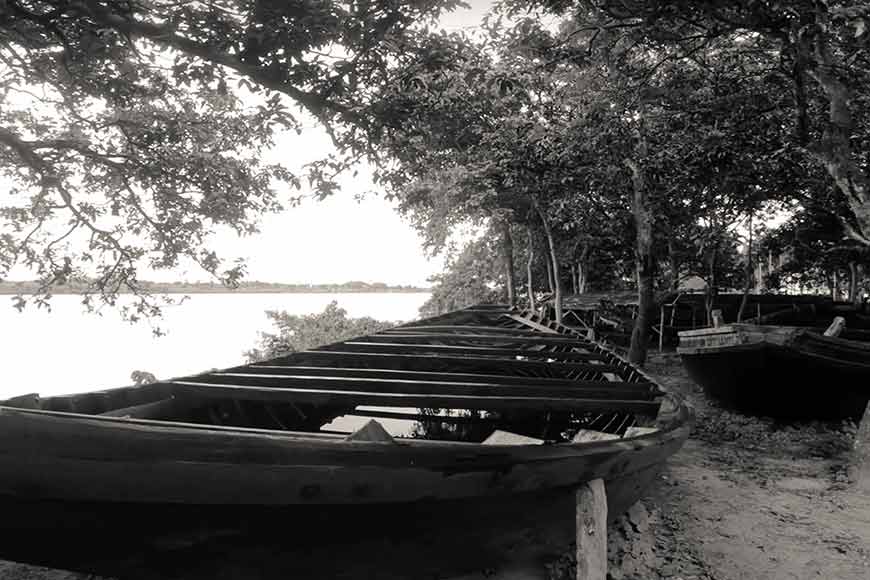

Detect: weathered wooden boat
[679, 323, 870, 420]
[0, 305, 691, 578]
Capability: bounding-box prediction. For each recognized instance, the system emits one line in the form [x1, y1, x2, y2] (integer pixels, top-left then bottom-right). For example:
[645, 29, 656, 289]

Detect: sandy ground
[1, 354, 868, 580]
[615, 354, 870, 580]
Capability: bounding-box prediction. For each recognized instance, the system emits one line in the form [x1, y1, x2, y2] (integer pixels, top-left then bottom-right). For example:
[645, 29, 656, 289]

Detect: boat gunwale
[0, 393, 691, 454]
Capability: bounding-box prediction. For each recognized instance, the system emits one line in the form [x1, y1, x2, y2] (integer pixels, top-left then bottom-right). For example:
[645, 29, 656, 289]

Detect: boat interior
[0, 306, 667, 445]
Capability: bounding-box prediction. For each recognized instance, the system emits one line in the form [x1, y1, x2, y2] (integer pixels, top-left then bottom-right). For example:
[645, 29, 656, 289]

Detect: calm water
[0, 292, 429, 400]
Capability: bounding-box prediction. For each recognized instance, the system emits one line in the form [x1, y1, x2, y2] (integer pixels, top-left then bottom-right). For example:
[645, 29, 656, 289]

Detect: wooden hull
[0, 306, 693, 576]
[679, 325, 870, 420]
[0, 463, 666, 578]
[0, 395, 689, 505]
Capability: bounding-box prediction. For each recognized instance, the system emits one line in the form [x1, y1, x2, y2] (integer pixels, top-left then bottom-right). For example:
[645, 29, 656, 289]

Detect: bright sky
[179, 0, 499, 287]
[1, 1, 498, 288]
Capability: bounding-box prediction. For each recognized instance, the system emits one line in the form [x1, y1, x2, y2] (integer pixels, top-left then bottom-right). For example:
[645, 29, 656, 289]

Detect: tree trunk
[737, 214, 753, 322]
[705, 248, 717, 326]
[667, 239, 680, 291]
[533, 194, 562, 324]
[545, 253, 555, 294]
[499, 219, 515, 306]
[624, 158, 654, 365]
[571, 265, 578, 295]
[833, 269, 840, 301]
[577, 245, 590, 294]
[807, 27, 870, 245]
[849, 261, 862, 306]
[526, 226, 536, 311]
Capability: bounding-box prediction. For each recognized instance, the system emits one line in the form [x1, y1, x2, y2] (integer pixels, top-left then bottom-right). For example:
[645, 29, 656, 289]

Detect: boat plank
[263, 351, 629, 378]
[366, 333, 590, 346]
[505, 314, 561, 334]
[170, 381, 662, 414]
[315, 341, 606, 362]
[182, 373, 657, 399]
[383, 325, 545, 336]
[232, 365, 638, 388]
[99, 397, 178, 419]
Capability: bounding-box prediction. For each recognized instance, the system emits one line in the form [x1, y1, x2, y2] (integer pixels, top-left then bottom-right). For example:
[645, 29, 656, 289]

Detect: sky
[1, 0, 499, 288]
[178, 0, 500, 287]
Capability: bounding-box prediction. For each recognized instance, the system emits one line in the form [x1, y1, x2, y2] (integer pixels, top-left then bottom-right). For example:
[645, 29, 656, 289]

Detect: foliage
[419, 233, 503, 317]
[0, 0, 462, 316]
[245, 300, 393, 362]
[761, 198, 870, 293]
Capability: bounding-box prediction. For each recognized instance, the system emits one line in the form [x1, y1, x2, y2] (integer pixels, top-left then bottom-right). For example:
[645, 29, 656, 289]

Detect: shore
[0, 282, 429, 296]
[2, 354, 868, 579]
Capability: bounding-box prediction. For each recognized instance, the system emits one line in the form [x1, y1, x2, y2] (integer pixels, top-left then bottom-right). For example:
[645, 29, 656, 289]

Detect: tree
[246, 300, 392, 362]
[521, 1, 870, 244]
[1, 0, 462, 315]
[419, 234, 504, 317]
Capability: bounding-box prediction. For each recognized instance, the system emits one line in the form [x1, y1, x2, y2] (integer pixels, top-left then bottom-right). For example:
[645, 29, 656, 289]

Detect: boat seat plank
[184, 373, 658, 400]
[169, 381, 663, 414]
[382, 325, 546, 336]
[232, 365, 655, 389]
[99, 397, 178, 419]
[365, 333, 592, 346]
[505, 314, 561, 334]
[314, 341, 607, 362]
[265, 351, 630, 380]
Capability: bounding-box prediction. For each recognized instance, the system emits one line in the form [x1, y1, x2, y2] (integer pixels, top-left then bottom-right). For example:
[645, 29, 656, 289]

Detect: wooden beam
[381, 325, 546, 336]
[851, 399, 870, 493]
[179, 373, 654, 399]
[225, 365, 660, 393]
[506, 314, 561, 334]
[170, 381, 662, 414]
[262, 351, 628, 379]
[365, 333, 590, 346]
[345, 408, 499, 425]
[315, 341, 606, 362]
[99, 397, 178, 419]
[576, 478, 607, 580]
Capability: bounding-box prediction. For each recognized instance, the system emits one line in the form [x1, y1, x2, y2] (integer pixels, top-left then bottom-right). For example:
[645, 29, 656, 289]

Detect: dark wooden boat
[679, 323, 870, 420]
[0, 305, 692, 578]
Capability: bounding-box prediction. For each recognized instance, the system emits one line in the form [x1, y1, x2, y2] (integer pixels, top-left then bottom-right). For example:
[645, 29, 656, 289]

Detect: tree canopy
[0, 0, 460, 315]
[3, 1, 870, 363]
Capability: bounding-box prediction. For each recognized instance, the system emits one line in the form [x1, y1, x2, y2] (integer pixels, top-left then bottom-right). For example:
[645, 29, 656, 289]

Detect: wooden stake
[658, 305, 665, 352]
[852, 400, 870, 493]
[576, 478, 607, 580]
[824, 316, 846, 337]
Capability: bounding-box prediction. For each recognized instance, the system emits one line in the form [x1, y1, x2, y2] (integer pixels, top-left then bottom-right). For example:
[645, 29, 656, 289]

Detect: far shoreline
[0, 281, 431, 296]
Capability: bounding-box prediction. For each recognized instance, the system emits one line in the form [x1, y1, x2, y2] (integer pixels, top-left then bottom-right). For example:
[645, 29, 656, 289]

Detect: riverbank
[0, 281, 429, 295]
[598, 353, 870, 580]
[2, 354, 868, 579]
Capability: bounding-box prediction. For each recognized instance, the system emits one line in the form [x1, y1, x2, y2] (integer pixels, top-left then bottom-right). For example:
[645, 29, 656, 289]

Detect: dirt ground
[1, 355, 868, 580]
[605, 353, 870, 580]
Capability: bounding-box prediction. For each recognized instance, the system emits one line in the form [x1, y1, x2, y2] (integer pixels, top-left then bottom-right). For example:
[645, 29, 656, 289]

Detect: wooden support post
[851, 400, 870, 493]
[824, 316, 846, 337]
[576, 478, 607, 580]
[658, 305, 665, 352]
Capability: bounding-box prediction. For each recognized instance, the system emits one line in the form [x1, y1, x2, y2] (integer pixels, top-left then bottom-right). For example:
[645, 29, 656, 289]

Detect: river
[0, 292, 429, 400]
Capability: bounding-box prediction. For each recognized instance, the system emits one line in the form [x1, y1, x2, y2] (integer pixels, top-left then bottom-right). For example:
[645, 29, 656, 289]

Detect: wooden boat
[0, 305, 692, 577]
[679, 323, 870, 420]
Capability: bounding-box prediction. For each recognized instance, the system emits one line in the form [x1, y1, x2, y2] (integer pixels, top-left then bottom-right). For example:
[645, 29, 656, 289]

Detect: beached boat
[0, 305, 691, 577]
[679, 323, 870, 420]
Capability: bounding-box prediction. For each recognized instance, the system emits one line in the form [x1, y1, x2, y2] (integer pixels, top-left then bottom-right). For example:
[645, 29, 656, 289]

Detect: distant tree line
[0, 279, 428, 297]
